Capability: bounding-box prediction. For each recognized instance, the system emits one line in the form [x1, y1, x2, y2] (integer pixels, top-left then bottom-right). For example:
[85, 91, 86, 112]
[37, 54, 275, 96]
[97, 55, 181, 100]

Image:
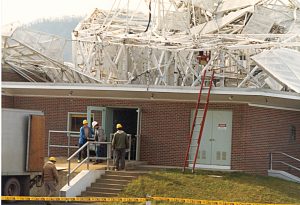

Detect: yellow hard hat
[49, 157, 56, 162]
[116, 123, 123, 129]
[83, 119, 88, 125]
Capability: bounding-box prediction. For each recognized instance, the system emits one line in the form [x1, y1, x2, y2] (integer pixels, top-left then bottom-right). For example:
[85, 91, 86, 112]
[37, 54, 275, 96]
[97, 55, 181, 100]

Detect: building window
[68, 112, 94, 132]
[289, 125, 296, 142]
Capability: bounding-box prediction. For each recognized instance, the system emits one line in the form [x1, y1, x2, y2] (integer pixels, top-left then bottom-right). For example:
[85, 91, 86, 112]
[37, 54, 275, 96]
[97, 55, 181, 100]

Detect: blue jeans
[96, 144, 105, 162]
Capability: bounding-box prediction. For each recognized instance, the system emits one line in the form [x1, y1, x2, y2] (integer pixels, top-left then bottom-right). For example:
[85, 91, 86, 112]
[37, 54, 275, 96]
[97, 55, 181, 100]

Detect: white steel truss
[2, 0, 300, 93]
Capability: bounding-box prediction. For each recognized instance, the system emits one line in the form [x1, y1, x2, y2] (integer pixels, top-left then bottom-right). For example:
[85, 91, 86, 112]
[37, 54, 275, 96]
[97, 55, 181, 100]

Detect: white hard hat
[92, 121, 98, 128]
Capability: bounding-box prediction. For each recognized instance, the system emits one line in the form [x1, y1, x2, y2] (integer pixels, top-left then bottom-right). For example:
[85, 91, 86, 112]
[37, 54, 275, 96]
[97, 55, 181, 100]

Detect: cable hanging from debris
[145, 0, 152, 32]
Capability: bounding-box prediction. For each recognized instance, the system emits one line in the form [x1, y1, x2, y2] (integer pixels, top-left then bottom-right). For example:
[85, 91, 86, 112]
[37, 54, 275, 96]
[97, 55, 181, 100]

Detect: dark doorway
[112, 108, 138, 160]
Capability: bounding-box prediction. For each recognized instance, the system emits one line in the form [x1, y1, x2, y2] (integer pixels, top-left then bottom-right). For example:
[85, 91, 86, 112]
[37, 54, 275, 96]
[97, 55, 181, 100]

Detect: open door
[87, 106, 107, 129]
[26, 115, 45, 172]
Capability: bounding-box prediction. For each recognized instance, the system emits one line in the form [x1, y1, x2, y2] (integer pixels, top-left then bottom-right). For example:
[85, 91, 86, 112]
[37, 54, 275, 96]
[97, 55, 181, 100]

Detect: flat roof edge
[2, 82, 300, 100]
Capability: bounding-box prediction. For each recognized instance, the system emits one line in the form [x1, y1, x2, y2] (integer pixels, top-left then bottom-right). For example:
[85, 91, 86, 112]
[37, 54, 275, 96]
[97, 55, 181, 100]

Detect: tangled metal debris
[2, 0, 300, 92]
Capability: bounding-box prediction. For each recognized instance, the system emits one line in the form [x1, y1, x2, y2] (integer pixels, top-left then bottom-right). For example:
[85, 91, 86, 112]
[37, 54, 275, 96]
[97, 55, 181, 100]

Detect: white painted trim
[2, 82, 300, 100]
[1, 93, 200, 102]
[248, 103, 300, 112]
[189, 164, 231, 170]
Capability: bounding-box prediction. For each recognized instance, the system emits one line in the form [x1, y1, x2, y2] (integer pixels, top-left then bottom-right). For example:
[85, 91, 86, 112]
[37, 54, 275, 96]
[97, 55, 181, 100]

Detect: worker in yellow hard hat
[112, 123, 129, 171]
[77, 119, 94, 163]
[42, 156, 59, 197]
[49, 157, 56, 162]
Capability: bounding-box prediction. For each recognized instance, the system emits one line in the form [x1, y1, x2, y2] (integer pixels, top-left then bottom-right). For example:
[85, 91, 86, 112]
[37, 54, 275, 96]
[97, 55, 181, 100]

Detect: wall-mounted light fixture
[150, 93, 154, 100]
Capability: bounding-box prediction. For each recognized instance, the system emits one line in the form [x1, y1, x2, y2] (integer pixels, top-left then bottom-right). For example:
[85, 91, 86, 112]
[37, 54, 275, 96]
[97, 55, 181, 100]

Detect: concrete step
[268, 170, 300, 183]
[81, 191, 118, 197]
[91, 182, 126, 189]
[86, 186, 122, 194]
[102, 174, 137, 180]
[96, 178, 131, 185]
[124, 161, 148, 169]
[80, 168, 147, 197]
[105, 170, 143, 177]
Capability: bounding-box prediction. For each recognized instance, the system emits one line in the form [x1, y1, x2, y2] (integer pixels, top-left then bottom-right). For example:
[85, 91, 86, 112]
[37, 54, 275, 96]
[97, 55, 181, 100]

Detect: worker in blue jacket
[78, 119, 94, 163]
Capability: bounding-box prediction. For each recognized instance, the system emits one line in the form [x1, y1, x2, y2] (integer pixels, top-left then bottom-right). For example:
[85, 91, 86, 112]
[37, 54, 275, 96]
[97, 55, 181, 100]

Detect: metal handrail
[272, 161, 300, 172]
[67, 141, 112, 186]
[270, 152, 300, 173]
[48, 130, 80, 157]
[271, 151, 300, 163]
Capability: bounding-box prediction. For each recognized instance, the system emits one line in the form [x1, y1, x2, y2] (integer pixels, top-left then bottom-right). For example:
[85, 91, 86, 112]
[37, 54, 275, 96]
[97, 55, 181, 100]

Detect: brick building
[2, 72, 300, 176]
[2, 2, 300, 177]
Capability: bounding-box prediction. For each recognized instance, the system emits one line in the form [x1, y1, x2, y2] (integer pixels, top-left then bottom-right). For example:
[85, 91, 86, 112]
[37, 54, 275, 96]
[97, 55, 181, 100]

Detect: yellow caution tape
[0, 196, 294, 205]
[1, 196, 146, 202]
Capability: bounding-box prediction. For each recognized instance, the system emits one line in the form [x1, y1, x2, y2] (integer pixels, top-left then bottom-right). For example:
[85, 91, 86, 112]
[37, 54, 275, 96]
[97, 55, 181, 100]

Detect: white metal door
[189, 110, 213, 165]
[189, 110, 232, 167]
[211, 111, 232, 166]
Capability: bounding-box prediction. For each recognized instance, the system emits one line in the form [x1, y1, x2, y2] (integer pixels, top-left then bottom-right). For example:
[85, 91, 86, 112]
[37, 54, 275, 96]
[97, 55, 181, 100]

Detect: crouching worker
[112, 123, 129, 171]
[42, 157, 59, 197]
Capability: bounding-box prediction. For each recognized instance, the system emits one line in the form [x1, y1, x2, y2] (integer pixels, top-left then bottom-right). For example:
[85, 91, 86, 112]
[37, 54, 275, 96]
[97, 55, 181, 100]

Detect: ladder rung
[183, 71, 214, 170]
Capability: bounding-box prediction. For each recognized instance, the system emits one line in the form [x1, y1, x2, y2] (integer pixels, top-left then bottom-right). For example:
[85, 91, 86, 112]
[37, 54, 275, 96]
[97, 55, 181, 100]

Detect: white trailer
[1, 108, 45, 196]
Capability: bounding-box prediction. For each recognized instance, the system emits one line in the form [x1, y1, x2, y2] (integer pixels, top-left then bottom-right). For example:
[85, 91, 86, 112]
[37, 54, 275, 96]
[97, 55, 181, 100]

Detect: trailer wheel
[4, 177, 21, 196]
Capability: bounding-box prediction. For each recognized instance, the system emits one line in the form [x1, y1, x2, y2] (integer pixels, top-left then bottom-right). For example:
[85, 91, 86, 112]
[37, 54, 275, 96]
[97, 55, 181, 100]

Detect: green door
[189, 110, 232, 167]
[189, 110, 213, 165]
[211, 111, 232, 166]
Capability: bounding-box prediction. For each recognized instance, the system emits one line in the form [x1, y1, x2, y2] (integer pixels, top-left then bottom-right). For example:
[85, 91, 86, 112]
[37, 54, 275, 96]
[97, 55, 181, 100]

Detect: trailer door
[26, 115, 45, 172]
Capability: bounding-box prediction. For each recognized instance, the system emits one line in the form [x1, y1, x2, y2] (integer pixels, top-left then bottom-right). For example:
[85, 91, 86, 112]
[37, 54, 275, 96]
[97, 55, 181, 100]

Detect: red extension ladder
[183, 70, 215, 173]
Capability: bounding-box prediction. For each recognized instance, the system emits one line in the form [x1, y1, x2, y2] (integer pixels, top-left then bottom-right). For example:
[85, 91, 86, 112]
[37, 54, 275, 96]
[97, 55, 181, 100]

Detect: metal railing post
[87, 142, 90, 170]
[128, 134, 131, 161]
[67, 160, 71, 186]
[48, 131, 51, 157]
[107, 143, 110, 170]
[67, 133, 71, 157]
[270, 152, 273, 170]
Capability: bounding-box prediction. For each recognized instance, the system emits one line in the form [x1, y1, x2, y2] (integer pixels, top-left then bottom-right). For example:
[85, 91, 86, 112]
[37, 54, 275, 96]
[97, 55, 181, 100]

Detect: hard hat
[116, 123, 123, 129]
[92, 121, 98, 128]
[49, 157, 56, 162]
[83, 119, 88, 125]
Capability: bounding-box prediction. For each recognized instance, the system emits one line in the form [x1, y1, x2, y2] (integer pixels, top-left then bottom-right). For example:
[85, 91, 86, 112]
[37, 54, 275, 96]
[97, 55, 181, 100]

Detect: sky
[1, 0, 148, 25]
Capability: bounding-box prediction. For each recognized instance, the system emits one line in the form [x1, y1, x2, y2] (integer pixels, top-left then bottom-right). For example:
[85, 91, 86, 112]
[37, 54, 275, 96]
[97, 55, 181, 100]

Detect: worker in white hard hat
[92, 121, 106, 164]
[42, 157, 59, 198]
[112, 123, 129, 171]
[78, 119, 94, 163]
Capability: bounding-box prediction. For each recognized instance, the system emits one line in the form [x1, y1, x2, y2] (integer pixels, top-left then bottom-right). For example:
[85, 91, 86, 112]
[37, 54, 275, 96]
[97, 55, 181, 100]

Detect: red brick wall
[237, 106, 300, 175]
[2, 95, 14, 108]
[2, 95, 300, 175]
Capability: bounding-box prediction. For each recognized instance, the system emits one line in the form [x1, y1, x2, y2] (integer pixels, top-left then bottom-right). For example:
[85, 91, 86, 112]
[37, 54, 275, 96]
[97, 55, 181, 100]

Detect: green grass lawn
[119, 170, 300, 204]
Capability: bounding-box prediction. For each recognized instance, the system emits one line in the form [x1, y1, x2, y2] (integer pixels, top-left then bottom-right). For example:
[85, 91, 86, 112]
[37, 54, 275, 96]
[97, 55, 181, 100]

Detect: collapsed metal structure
[2, 0, 300, 93]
